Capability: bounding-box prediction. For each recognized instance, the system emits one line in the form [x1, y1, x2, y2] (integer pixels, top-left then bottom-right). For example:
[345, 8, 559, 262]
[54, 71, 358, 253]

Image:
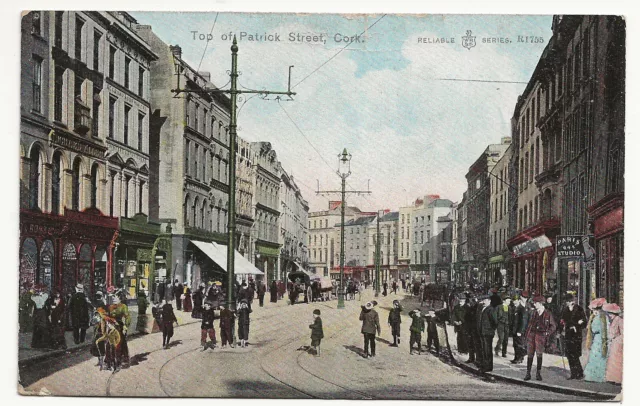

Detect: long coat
[476, 305, 498, 337]
[68, 292, 90, 328]
[513, 304, 531, 336]
[495, 304, 511, 336]
[560, 305, 587, 357]
[309, 317, 324, 340]
[360, 309, 381, 335]
[606, 315, 623, 384]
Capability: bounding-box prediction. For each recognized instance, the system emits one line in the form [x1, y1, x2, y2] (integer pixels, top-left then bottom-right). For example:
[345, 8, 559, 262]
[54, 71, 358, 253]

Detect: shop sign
[512, 235, 552, 257]
[556, 235, 596, 259]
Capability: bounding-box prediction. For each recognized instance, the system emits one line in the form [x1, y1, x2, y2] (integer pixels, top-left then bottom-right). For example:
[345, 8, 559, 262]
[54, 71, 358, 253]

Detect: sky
[131, 12, 553, 213]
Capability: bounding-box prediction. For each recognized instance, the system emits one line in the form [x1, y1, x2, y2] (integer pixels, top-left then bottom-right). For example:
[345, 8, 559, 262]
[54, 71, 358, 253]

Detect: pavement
[18, 300, 202, 365]
[441, 320, 622, 400]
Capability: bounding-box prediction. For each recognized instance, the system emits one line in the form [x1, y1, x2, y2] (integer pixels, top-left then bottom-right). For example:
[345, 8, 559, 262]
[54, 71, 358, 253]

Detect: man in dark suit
[173, 279, 184, 311]
[476, 294, 498, 372]
[559, 293, 587, 380]
[463, 294, 478, 364]
[511, 291, 531, 364]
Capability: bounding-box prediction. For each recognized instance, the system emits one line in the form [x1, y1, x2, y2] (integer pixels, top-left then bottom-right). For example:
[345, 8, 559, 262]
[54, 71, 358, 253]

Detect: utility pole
[375, 210, 381, 297]
[316, 149, 371, 309]
[171, 36, 295, 311]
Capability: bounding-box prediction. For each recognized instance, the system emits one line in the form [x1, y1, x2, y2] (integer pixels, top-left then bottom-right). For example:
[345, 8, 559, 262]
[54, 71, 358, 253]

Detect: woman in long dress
[584, 298, 608, 382]
[603, 303, 623, 384]
[183, 286, 193, 312]
[30, 287, 50, 348]
[270, 280, 278, 303]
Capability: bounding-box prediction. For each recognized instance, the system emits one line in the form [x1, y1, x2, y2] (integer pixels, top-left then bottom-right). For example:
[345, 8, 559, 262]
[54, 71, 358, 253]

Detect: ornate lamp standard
[337, 148, 352, 309]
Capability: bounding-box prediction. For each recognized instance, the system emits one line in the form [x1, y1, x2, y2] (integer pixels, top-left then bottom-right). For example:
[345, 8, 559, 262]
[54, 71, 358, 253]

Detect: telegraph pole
[375, 211, 381, 297]
[316, 149, 371, 309]
[172, 36, 295, 311]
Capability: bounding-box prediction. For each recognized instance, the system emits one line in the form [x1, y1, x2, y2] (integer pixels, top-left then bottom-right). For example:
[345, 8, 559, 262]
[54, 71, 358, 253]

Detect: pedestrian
[30, 285, 50, 349]
[392, 280, 397, 295]
[289, 282, 299, 305]
[183, 285, 193, 312]
[247, 279, 256, 309]
[136, 290, 149, 334]
[109, 290, 131, 367]
[156, 280, 165, 304]
[464, 294, 480, 365]
[93, 291, 107, 310]
[476, 294, 497, 372]
[603, 303, 623, 385]
[47, 291, 66, 350]
[173, 279, 184, 311]
[452, 295, 468, 354]
[425, 310, 440, 354]
[68, 283, 90, 345]
[388, 299, 402, 347]
[219, 303, 235, 348]
[270, 280, 278, 303]
[192, 283, 205, 319]
[257, 281, 266, 307]
[164, 280, 173, 304]
[584, 298, 608, 382]
[494, 293, 512, 358]
[401, 279, 406, 292]
[559, 293, 587, 380]
[309, 309, 324, 356]
[237, 299, 252, 348]
[408, 308, 425, 355]
[360, 301, 381, 358]
[161, 300, 179, 349]
[200, 301, 217, 350]
[524, 295, 557, 381]
[510, 291, 531, 364]
[382, 281, 388, 297]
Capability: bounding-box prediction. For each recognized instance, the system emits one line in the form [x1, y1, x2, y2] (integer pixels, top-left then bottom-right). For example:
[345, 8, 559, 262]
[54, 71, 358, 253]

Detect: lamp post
[375, 209, 384, 297]
[337, 148, 352, 309]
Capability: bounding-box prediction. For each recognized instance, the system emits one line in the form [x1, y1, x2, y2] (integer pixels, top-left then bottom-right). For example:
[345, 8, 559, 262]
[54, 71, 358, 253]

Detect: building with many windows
[137, 25, 232, 292]
[19, 11, 159, 300]
[235, 136, 256, 263]
[279, 165, 309, 281]
[487, 143, 512, 287]
[366, 211, 399, 283]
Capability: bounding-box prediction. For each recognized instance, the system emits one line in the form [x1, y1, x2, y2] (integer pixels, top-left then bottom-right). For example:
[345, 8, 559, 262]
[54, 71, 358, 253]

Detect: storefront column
[81, 173, 91, 211]
[63, 169, 73, 209]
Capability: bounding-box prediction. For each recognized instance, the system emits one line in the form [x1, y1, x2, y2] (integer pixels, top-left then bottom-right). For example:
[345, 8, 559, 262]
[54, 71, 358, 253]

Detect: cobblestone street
[19, 290, 588, 400]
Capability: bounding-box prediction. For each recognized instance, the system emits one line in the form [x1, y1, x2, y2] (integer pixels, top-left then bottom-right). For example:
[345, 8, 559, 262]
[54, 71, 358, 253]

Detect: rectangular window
[195, 104, 200, 132]
[532, 98, 536, 129]
[109, 172, 115, 217]
[427, 230, 430, 240]
[75, 15, 84, 61]
[138, 113, 144, 151]
[31, 11, 41, 36]
[124, 105, 131, 145]
[139, 180, 145, 214]
[203, 108, 208, 135]
[124, 176, 130, 218]
[32, 56, 42, 113]
[109, 46, 116, 79]
[92, 86, 100, 137]
[54, 66, 64, 122]
[186, 101, 191, 127]
[54, 12, 63, 48]
[195, 144, 200, 179]
[185, 140, 190, 176]
[108, 97, 116, 139]
[124, 57, 131, 89]
[420, 231, 423, 244]
[138, 67, 145, 97]
[93, 30, 101, 71]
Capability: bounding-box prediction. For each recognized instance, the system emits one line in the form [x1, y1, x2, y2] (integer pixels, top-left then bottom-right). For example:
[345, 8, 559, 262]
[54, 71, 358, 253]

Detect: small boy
[425, 310, 440, 354]
[388, 300, 402, 346]
[219, 303, 235, 348]
[201, 302, 217, 350]
[409, 308, 425, 355]
[309, 309, 324, 356]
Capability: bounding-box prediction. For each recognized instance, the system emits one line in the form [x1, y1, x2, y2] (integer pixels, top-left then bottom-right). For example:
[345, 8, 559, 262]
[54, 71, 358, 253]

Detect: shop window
[78, 244, 93, 296]
[94, 247, 107, 298]
[20, 238, 38, 293]
[62, 243, 77, 296]
[39, 240, 54, 292]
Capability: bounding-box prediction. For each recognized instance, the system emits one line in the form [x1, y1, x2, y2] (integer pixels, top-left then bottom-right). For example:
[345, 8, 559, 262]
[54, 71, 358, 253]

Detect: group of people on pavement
[450, 288, 623, 385]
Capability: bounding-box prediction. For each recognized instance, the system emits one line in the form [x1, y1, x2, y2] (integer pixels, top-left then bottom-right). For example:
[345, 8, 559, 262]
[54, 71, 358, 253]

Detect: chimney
[170, 45, 182, 59]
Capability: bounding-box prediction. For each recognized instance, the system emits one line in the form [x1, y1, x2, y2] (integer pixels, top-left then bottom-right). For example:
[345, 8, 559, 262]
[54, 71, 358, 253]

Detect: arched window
[200, 199, 206, 229]
[20, 238, 38, 293]
[51, 152, 62, 215]
[90, 163, 99, 208]
[72, 157, 82, 210]
[29, 145, 42, 210]
[193, 196, 199, 228]
[123, 175, 131, 217]
[183, 194, 191, 227]
[40, 240, 54, 292]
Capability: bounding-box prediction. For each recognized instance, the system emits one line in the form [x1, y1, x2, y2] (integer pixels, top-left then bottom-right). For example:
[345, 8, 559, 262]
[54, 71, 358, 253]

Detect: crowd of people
[449, 289, 623, 384]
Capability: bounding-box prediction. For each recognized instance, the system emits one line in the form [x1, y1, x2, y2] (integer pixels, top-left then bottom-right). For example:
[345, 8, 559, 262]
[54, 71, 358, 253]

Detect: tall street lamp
[375, 209, 384, 297]
[337, 148, 351, 309]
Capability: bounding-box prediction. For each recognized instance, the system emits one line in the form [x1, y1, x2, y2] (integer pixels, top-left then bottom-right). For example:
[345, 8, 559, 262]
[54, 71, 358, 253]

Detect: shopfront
[588, 193, 624, 309]
[20, 208, 118, 298]
[487, 255, 504, 286]
[255, 242, 280, 283]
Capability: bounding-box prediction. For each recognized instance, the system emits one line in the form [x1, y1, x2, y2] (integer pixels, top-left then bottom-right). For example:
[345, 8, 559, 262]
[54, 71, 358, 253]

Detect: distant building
[279, 165, 309, 281]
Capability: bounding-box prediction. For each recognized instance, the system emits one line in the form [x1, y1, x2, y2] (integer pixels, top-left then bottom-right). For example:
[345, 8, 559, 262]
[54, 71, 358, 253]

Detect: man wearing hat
[524, 295, 557, 381]
[452, 295, 468, 354]
[360, 301, 381, 358]
[463, 294, 479, 364]
[388, 300, 403, 347]
[510, 291, 531, 364]
[559, 293, 587, 380]
[68, 283, 91, 344]
[494, 293, 512, 357]
[476, 294, 498, 372]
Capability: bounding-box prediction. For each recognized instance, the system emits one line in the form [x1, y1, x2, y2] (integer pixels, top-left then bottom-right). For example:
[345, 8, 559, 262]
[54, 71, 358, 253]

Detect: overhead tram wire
[291, 14, 387, 89]
[196, 12, 220, 73]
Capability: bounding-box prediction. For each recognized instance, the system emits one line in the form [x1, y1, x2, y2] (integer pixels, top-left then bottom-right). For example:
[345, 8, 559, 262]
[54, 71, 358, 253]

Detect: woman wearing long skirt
[270, 280, 278, 303]
[584, 298, 608, 382]
[604, 303, 623, 384]
[48, 292, 67, 349]
[237, 299, 252, 348]
[183, 286, 193, 312]
[30, 288, 50, 348]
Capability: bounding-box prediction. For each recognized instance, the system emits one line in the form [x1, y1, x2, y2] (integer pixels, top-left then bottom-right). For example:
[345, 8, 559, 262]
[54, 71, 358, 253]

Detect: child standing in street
[237, 299, 252, 348]
[425, 310, 440, 354]
[409, 308, 425, 355]
[388, 299, 402, 346]
[309, 309, 324, 356]
[219, 303, 235, 348]
[200, 302, 217, 350]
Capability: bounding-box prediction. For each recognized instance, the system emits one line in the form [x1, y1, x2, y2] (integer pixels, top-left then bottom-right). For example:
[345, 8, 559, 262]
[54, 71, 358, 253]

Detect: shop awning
[190, 240, 264, 275]
[512, 235, 552, 258]
[488, 255, 504, 264]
